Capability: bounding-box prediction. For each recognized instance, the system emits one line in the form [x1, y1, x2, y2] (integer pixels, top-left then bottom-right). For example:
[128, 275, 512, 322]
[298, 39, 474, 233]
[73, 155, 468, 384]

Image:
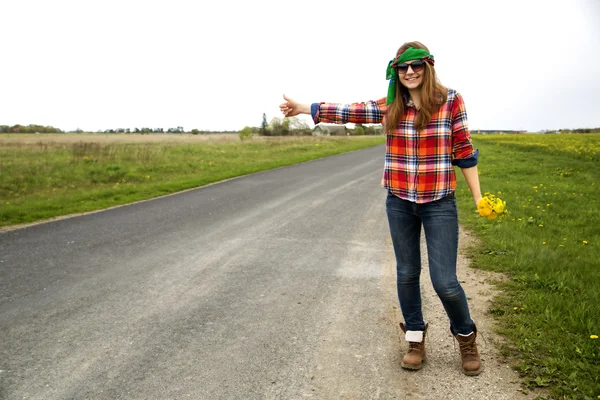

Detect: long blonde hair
[384, 41, 448, 134]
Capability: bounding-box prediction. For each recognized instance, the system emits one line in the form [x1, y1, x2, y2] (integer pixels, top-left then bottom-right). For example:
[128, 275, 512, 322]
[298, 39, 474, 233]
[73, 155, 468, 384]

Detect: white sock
[405, 330, 424, 343]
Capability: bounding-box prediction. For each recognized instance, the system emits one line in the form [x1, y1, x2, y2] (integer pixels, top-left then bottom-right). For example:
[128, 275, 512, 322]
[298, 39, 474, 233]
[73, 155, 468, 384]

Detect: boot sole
[401, 360, 425, 370]
[462, 366, 482, 376]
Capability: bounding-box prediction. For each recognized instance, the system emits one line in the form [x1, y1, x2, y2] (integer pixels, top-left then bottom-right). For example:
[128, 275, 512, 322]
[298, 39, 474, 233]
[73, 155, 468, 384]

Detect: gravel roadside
[304, 227, 531, 400]
[398, 229, 530, 400]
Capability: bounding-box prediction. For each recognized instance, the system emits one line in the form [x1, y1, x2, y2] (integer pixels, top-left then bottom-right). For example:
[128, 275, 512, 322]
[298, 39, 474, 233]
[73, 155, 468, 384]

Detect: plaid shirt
[312, 89, 477, 203]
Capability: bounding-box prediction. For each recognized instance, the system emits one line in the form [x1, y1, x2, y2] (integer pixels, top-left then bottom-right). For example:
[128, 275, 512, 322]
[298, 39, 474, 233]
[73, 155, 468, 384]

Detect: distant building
[312, 124, 348, 136]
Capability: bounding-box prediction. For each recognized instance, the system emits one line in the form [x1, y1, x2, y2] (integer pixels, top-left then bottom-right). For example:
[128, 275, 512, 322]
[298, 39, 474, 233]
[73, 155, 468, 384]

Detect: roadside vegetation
[0, 134, 384, 228]
[2, 130, 598, 398]
[455, 133, 599, 399]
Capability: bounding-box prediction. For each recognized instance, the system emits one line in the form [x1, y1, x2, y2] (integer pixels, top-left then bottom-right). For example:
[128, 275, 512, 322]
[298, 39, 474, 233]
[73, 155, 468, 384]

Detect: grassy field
[2, 132, 598, 398]
[454, 133, 599, 399]
[0, 134, 385, 228]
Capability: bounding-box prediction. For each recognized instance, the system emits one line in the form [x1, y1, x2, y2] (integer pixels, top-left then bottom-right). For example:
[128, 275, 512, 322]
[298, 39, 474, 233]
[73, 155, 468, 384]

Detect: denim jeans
[386, 191, 474, 335]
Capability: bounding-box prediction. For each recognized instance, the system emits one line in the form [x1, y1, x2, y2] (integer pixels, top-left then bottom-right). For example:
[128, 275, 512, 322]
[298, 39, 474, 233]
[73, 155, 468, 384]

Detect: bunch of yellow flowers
[478, 193, 507, 220]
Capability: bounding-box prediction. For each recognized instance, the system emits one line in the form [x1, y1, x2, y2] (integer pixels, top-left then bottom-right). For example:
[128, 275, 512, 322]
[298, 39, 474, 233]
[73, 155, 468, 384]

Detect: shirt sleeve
[450, 92, 478, 168]
[311, 98, 386, 125]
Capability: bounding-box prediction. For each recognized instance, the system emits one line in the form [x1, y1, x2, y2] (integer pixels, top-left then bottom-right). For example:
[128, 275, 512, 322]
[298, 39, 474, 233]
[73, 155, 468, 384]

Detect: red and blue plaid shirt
[312, 89, 477, 203]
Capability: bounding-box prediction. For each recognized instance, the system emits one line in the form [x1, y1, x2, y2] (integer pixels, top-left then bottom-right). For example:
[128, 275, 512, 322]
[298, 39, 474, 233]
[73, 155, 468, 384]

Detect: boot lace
[453, 331, 486, 355]
[408, 342, 423, 354]
[457, 336, 477, 356]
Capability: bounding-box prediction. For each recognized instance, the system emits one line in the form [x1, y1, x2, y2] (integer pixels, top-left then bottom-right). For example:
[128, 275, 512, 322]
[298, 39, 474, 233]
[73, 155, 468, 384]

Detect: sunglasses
[395, 59, 426, 74]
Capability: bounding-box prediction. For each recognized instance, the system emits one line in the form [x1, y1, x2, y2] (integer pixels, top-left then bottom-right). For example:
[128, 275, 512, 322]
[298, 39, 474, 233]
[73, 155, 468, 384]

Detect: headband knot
[386, 47, 435, 105]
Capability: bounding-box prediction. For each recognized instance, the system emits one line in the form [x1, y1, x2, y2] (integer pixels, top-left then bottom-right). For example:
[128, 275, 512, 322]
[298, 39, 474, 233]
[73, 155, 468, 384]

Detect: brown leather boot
[399, 322, 428, 370]
[452, 324, 482, 376]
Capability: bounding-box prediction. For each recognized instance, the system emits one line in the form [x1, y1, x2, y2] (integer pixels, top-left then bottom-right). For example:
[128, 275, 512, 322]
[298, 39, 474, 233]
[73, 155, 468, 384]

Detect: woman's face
[398, 60, 424, 90]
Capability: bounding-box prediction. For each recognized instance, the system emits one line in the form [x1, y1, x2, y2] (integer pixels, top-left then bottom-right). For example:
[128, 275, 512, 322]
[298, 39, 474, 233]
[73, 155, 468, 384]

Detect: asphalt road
[1, 145, 411, 399]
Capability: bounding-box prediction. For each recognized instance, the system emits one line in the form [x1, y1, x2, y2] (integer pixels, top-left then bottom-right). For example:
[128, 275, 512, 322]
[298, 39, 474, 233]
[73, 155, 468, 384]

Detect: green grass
[0, 134, 384, 227]
[3, 132, 599, 398]
[455, 133, 600, 399]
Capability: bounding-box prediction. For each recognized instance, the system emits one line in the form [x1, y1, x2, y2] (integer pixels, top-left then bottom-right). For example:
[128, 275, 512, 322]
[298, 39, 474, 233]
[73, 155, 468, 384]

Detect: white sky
[1, 0, 599, 132]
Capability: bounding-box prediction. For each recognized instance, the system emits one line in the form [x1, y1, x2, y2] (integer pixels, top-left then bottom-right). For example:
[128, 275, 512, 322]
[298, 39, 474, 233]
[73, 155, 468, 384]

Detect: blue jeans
[386, 191, 474, 335]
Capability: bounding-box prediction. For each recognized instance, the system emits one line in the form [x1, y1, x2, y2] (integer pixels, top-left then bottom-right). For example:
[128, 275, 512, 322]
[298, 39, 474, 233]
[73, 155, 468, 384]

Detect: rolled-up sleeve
[450, 93, 478, 168]
[311, 98, 386, 125]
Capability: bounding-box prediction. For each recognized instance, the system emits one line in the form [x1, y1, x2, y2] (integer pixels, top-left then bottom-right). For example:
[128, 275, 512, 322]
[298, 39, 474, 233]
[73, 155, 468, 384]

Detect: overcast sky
[2, 0, 599, 132]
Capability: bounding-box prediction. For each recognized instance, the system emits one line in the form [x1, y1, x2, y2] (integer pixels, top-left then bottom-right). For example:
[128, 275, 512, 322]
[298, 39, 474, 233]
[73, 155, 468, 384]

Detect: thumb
[283, 94, 291, 102]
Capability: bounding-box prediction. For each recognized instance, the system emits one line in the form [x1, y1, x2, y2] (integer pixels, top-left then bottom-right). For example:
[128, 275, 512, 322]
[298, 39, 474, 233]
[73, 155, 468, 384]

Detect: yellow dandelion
[583, 241, 589, 244]
[478, 194, 507, 220]
[537, 206, 541, 209]
[543, 242, 547, 245]
[591, 335, 598, 339]
[533, 186, 538, 189]
[546, 204, 550, 207]
[539, 224, 543, 227]
[477, 203, 492, 217]
[494, 198, 505, 213]
[513, 307, 518, 310]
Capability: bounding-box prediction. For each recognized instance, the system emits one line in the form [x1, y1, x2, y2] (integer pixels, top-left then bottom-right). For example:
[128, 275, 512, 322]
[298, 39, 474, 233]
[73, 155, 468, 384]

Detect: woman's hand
[280, 94, 310, 117]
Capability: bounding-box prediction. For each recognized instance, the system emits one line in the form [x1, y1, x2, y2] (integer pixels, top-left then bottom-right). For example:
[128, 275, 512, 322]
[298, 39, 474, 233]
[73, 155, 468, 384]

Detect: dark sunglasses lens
[397, 64, 409, 72]
[410, 61, 425, 71]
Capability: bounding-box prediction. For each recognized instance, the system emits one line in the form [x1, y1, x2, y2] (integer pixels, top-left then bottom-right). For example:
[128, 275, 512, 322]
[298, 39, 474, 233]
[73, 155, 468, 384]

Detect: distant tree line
[0, 125, 239, 134]
[351, 124, 380, 135]
[4, 121, 597, 136]
[559, 128, 600, 134]
[0, 124, 63, 133]
[242, 114, 312, 138]
[102, 127, 185, 134]
[100, 127, 240, 134]
[474, 129, 527, 134]
[240, 113, 381, 139]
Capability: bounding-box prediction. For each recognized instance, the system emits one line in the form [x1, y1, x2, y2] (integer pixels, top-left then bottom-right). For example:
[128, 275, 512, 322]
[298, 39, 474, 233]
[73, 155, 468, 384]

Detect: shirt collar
[403, 93, 417, 108]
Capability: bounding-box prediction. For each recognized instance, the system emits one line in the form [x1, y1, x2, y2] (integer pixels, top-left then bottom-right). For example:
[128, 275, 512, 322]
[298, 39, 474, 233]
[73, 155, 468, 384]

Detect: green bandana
[386, 47, 435, 105]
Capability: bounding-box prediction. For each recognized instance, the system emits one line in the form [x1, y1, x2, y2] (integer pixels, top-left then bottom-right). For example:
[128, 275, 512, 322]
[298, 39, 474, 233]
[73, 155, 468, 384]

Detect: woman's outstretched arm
[280, 94, 385, 125]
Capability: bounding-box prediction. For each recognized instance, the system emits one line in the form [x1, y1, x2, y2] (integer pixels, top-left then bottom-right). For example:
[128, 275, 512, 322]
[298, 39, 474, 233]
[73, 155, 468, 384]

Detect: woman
[280, 41, 483, 375]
